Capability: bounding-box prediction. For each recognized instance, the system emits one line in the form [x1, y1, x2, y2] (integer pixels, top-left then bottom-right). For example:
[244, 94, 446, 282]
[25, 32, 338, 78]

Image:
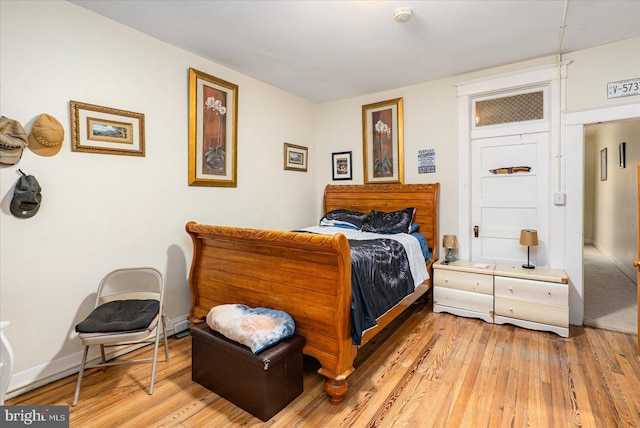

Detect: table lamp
[443, 235, 458, 263]
[519, 229, 538, 269]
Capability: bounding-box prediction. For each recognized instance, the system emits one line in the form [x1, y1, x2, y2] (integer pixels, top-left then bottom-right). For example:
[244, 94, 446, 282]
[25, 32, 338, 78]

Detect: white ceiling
[70, 0, 640, 103]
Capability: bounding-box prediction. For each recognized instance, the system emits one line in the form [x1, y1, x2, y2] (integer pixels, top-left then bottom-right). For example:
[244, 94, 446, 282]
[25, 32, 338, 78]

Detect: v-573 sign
[607, 78, 640, 99]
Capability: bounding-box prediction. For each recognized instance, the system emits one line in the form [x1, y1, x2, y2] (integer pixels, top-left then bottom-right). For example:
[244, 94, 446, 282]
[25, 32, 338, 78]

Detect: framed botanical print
[362, 97, 404, 184]
[188, 67, 238, 187]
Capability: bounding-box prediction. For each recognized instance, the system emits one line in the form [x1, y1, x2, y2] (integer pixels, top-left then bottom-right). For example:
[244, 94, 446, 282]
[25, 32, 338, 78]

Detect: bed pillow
[320, 209, 370, 230]
[206, 304, 296, 353]
[361, 207, 416, 234]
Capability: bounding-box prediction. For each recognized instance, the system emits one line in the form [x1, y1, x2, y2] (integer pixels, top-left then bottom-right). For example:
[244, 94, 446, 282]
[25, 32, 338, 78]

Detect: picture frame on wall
[70, 101, 145, 156]
[331, 151, 352, 181]
[601, 147, 607, 181]
[284, 143, 308, 172]
[188, 67, 238, 187]
[362, 97, 404, 184]
[619, 142, 626, 168]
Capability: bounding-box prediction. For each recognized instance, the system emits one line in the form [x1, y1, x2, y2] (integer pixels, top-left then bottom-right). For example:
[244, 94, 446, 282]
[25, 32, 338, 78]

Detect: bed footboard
[186, 222, 356, 403]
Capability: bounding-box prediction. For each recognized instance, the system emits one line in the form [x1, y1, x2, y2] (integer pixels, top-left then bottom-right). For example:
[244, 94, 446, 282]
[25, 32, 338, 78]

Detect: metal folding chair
[72, 267, 169, 406]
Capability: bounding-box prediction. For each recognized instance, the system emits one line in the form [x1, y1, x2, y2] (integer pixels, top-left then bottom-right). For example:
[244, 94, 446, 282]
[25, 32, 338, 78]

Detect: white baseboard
[4, 314, 190, 401]
[173, 315, 190, 334]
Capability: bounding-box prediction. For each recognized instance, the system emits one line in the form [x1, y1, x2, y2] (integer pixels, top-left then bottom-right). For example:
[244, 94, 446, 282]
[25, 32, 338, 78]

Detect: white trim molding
[456, 64, 567, 264]
[564, 102, 640, 325]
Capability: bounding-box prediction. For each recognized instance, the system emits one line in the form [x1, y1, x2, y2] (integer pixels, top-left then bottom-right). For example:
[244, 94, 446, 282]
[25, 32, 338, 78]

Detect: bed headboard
[323, 183, 440, 261]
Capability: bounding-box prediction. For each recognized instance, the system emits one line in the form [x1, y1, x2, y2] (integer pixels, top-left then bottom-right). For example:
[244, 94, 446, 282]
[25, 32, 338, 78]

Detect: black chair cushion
[75, 300, 159, 333]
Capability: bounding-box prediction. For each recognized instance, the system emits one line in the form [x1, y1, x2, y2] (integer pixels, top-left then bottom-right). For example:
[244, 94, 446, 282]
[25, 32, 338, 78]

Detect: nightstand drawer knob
[508, 286, 513, 291]
[509, 307, 513, 312]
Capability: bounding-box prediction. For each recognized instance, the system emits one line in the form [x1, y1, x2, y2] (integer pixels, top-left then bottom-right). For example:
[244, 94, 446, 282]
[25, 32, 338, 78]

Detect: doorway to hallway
[582, 119, 639, 334]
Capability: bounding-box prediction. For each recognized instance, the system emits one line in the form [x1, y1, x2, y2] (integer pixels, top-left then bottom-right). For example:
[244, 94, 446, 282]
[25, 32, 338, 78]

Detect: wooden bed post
[324, 377, 350, 405]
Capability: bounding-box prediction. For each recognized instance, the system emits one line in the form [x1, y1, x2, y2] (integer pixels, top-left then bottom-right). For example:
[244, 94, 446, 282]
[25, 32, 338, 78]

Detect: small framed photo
[600, 148, 607, 181]
[70, 101, 145, 156]
[619, 142, 626, 168]
[332, 151, 352, 180]
[362, 97, 404, 184]
[284, 143, 308, 172]
[188, 67, 238, 187]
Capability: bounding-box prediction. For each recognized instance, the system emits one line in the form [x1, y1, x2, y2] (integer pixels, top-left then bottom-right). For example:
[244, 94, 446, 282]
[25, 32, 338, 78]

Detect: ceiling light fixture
[394, 7, 413, 23]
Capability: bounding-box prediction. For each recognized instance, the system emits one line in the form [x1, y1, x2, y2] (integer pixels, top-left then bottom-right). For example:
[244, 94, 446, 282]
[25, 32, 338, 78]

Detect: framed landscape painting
[362, 97, 404, 184]
[284, 143, 308, 172]
[188, 67, 238, 187]
[70, 101, 145, 156]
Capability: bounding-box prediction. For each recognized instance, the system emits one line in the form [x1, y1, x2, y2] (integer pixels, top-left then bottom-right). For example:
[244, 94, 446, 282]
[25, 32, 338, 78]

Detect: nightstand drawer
[494, 296, 568, 327]
[434, 269, 493, 295]
[494, 276, 567, 306]
[434, 286, 494, 314]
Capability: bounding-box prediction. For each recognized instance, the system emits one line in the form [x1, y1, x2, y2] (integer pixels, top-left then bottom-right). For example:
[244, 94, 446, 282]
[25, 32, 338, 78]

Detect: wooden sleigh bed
[186, 183, 440, 404]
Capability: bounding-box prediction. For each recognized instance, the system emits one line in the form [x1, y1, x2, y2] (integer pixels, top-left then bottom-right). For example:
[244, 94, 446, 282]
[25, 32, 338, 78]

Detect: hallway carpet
[583, 245, 637, 334]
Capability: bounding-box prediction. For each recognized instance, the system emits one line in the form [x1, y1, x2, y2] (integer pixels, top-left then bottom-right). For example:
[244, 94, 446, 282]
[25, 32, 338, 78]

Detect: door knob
[634, 260, 639, 268]
[473, 225, 479, 238]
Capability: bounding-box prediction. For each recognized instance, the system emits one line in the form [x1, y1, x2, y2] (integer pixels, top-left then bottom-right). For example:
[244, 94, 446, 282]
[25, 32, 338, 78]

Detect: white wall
[315, 79, 459, 238]
[0, 0, 317, 396]
[565, 38, 640, 111]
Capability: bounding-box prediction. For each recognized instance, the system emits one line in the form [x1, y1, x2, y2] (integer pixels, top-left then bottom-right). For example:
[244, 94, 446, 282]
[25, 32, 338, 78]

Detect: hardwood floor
[7, 300, 640, 427]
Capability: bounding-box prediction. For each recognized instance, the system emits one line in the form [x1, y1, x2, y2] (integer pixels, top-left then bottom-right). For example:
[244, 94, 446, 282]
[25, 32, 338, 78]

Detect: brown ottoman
[191, 322, 305, 421]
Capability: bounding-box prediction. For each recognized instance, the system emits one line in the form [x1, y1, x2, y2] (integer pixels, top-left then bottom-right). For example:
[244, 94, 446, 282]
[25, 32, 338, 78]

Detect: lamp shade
[442, 234, 458, 250]
[519, 229, 538, 246]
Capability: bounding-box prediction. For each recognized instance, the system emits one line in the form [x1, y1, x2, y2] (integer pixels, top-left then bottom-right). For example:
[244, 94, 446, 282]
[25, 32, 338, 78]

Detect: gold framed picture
[70, 101, 145, 156]
[188, 67, 238, 187]
[362, 97, 404, 184]
[284, 143, 308, 172]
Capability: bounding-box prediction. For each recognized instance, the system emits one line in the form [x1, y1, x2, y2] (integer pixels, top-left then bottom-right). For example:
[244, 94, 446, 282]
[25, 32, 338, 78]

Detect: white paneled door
[471, 132, 549, 265]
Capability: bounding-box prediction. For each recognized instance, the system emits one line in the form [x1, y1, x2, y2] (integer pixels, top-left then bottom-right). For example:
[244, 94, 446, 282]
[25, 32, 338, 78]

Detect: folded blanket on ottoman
[206, 304, 296, 353]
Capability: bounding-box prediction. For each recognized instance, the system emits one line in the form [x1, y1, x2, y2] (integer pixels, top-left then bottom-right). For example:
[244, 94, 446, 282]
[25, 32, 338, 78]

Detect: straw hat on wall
[28, 113, 64, 157]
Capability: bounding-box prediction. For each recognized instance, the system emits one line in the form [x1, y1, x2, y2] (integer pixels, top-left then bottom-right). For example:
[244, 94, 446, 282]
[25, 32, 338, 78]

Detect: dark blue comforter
[349, 238, 414, 345]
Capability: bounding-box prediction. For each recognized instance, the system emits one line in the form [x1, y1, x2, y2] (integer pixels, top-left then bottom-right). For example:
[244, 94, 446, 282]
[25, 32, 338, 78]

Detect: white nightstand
[433, 261, 570, 337]
[493, 264, 569, 337]
[433, 260, 495, 323]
